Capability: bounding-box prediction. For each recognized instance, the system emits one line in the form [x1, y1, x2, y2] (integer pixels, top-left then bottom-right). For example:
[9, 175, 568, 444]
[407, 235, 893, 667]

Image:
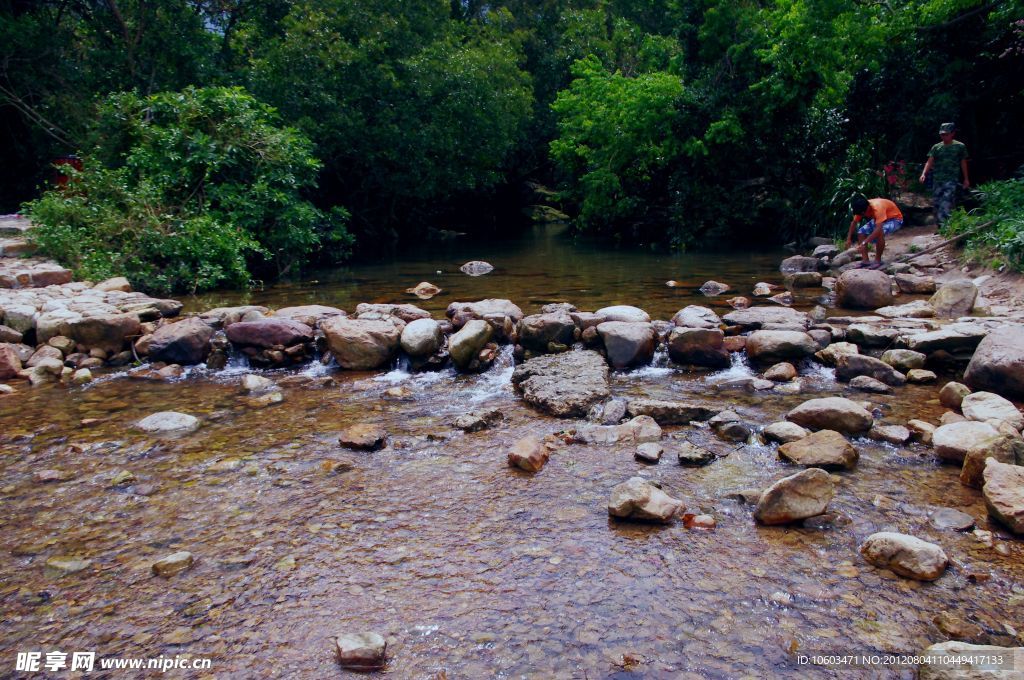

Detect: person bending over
[845, 196, 903, 268]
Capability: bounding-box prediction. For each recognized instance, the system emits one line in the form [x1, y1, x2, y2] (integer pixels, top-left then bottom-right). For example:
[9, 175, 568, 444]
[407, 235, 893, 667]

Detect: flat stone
[626, 398, 716, 425]
[722, 307, 809, 331]
[44, 556, 92, 578]
[335, 632, 387, 670]
[338, 423, 387, 451]
[859, 532, 948, 581]
[778, 429, 858, 470]
[961, 392, 1023, 431]
[814, 342, 859, 366]
[786, 397, 873, 434]
[907, 369, 937, 384]
[904, 323, 987, 354]
[931, 508, 976, 531]
[875, 300, 934, 318]
[933, 421, 1000, 464]
[595, 305, 650, 322]
[512, 350, 610, 418]
[849, 375, 892, 394]
[762, 421, 809, 444]
[869, 424, 911, 445]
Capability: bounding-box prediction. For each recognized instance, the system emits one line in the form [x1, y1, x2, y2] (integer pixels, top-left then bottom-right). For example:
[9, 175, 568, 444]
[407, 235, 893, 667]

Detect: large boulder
[961, 435, 1024, 488]
[667, 327, 730, 368]
[0, 343, 23, 379]
[963, 326, 1024, 399]
[147, 317, 213, 365]
[608, 477, 682, 523]
[835, 353, 907, 386]
[226, 318, 314, 349]
[449, 319, 493, 371]
[595, 305, 650, 322]
[780, 255, 820, 273]
[960, 392, 1024, 431]
[836, 269, 894, 309]
[932, 421, 1000, 463]
[671, 305, 721, 329]
[625, 398, 716, 425]
[66, 313, 141, 353]
[745, 330, 816, 364]
[518, 312, 576, 352]
[786, 397, 873, 434]
[983, 458, 1024, 534]
[511, 350, 610, 417]
[399, 318, 443, 357]
[753, 468, 834, 525]
[722, 307, 809, 331]
[778, 429, 858, 470]
[929, 279, 978, 319]
[322, 317, 402, 370]
[446, 299, 523, 328]
[596, 321, 656, 369]
[273, 305, 346, 327]
[859, 532, 948, 581]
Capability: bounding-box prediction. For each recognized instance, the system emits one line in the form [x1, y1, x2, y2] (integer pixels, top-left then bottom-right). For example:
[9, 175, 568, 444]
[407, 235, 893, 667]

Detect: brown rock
[778, 430, 858, 470]
[507, 436, 549, 472]
[339, 424, 387, 451]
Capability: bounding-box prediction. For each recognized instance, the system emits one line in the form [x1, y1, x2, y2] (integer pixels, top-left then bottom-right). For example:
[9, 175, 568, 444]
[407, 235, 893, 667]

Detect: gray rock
[849, 375, 893, 393]
[626, 398, 716, 424]
[919, 641, 1024, 680]
[454, 408, 504, 432]
[518, 312, 576, 353]
[836, 269, 894, 309]
[699, 280, 730, 296]
[763, 421, 809, 443]
[597, 321, 656, 369]
[932, 421, 1000, 463]
[511, 350, 610, 418]
[136, 411, 199, 434]
[907, 369, 937, 383]
[939, 381, 972, 409]
[635, 442, 663, 463]
[894, 273, 937, 294]
[355, 303, 430, 324]
[964, 326, 1024, 399]
[814, 341, 859, 366]
[446, 299, 523, 327]
[961, 392, 1024, 431]
[147, 317, 214, 365]
[721, 307, 810, 331]
[745, 330, 817, 364]
[931, 508, 976, 531]
[836, 354, 906, 386]
[859, 532, 948, 581]
[780, 255, 821, 273]
[881, 349, 927, 372]
[904, 323, 987, 354]
[273, 304, 346, 327]
[448, 319, 493, 371]
[875, 300, 935, 319]
[930, 279, 978, 319]
[588, 398, 628, 425]
[459, 260, 494, 276]
[400, 318, 443, 358]
[676, 441, 714, 466]
[667, 327, 730, 367]
[595, 305, 650, 323]
[869, 424, 911, 445]
[670, 305, 721, 329]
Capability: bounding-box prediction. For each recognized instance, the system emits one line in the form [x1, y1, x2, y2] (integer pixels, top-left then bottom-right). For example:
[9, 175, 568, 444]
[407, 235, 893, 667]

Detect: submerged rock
[608, 477, 682, 523]
[335, 632, 387, 670]
[859, 532, 948, 581]
[931, 508, 976, 531]
[512, 350, 610, 418]
[136, 411, 199, 434]
[778, 429, 858, 470]
[405, 281, 441, 299]
[919, 642, 1024, 680]
[676, 441, 714, 466]
[753, 468, 834, 525]
[152, 551, 194, 578]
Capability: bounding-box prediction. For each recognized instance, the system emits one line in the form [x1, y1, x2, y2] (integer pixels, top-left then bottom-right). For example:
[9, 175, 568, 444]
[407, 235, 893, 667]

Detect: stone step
[0, 238, 35, 257]
[0, 257, 72, 288]
[0, 215, 32, 236]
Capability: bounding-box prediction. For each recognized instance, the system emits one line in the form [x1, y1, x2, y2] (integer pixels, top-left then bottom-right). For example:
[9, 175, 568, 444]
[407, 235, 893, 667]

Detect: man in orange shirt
[844, 195, 903, 269]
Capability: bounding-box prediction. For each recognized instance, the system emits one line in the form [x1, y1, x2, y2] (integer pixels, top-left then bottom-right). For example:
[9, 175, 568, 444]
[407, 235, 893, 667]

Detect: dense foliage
[26, 87, 349, 294]
[3, 0, 1024, 279]
[945, 176, 1024, 270]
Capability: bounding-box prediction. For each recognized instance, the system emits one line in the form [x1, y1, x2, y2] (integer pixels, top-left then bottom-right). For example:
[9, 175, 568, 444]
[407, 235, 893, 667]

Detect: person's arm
[961, 157, 970, 189]
[919, 157, 934, 183]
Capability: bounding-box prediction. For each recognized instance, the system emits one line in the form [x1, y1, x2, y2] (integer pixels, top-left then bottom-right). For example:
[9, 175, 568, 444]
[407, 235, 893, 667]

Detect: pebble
[335, 632, 387, 670]
[635, 442, 663, 463]
[152, 551, 194, 578]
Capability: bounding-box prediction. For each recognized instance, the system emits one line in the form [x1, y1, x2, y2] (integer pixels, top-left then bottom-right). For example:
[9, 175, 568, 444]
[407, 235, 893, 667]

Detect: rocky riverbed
[2, 237, 1024, 676]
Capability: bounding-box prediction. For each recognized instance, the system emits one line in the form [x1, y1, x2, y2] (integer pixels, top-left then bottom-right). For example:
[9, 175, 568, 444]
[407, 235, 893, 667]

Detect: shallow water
[2, 227, 1022, 678]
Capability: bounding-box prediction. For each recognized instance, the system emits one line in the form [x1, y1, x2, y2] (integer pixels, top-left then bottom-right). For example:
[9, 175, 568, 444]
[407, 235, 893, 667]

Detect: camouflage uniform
[927, 139, 968, 226]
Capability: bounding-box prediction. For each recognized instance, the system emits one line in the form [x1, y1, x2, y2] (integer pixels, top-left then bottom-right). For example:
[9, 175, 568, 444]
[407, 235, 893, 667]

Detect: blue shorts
[857, 218, 902, 237]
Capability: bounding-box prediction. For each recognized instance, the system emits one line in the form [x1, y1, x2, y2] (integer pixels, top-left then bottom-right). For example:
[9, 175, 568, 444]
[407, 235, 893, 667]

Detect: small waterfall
[705, 352, 756, 384]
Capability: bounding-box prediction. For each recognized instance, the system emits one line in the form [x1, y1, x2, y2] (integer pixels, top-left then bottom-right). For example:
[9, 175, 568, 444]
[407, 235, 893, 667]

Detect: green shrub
[944, 176, 1024, 271]
[26, 86, 350, 295]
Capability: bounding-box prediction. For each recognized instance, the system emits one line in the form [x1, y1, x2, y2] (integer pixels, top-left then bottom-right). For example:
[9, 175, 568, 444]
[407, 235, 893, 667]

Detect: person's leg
[935, 181, 957, 226]
[875, 232, 885, 263]
[856, 223, 872, 264]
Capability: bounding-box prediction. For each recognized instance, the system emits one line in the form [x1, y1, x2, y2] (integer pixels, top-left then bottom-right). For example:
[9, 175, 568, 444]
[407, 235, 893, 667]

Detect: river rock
[597, 321, 655, 369]
[507, 436, 549, 472]
[0, 324, 22, 343]
[894, 273, 937, 294]
[814, 342, 859, 366]
[71, 368, 92, 385]
[152, 551, 194, 578]
[449, 319, 493, 371]
[626, 398, 716, 424]
[608, 477, 682, 523]
[871, 424, 912, 445]
[812, 244, 839, 259]
[763, 421, 809, 444]
[846, 323, 900, 348]
[635, 442, 663, 463]
[875, 300, 935, 319]
[961, 392, 1023, 431]
[699, 280, 730, 296]
[780, 255, 820, 273]
[745, 330, 816, 364]
[983, 459, 1024, 534]
[577, 415, 662, 445]
[939, 381, 971, 409]
[961, 435, 1024, 488]
[335, 632, 387, 670]
[355, 303, 429, 324]
[226, 318, 313, 349]
[400, 318, 443, 357]
[849, 375, 892, 393]
[906, 369, 937, 383]
[930, 279, 978, 319]
[676, 441, 714, 466]
[881, 349, 927, 372]
[66, 313, 141, 354]
[753, 468, 834, 525]
[727, 296, 750, 309]
[595, 305, 650, 323]
[588, 398, 628, 425]
[147, 317, 213, 364]
[835, 354, 906, 386]
[322, 317, 402, 370]
[446, 299, 523, 328]
[453, 408, 503, 432]
[908, 419, 936, 445]
[273, 305, 346, 327]
[339, 423, 387, 451]
[786, 397, 873, 434]
[405, 281, 441, 299]
[240, 374, 275, 394]
[512, 350, 610, 417]
[44, 556, 92, 578]
[964, 326, 1024, 399]
[784, 271, 823, 288]
[905, 323, 988, 354]
[518, 312, 576, 353]
[931, 508, 976, 531]
[836, 269, 894, 309]
[92, 276, 131, 292]
[933, 421, 1000, 463]
[859, 532, 948, 581]
[763, 362, 797, 382]
[136, 411, 199, 434]
[26, 345, 62, 367]
[722, 307, 809, 331]
[752, 282, 774, 296]
[667, 327, 729, 367]
[670, 305, 721, 329]
[459, 260, 494, 276]
[919, 641, 1024, 680]
[778, 429, 858, 470]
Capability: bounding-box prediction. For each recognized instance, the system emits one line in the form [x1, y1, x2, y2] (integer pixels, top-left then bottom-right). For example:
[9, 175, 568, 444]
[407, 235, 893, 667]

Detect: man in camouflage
[919, 122, 970, 226]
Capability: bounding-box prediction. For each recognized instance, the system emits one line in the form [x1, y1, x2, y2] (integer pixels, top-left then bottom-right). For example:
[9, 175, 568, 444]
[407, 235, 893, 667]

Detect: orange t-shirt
[854, 198, 903, 224]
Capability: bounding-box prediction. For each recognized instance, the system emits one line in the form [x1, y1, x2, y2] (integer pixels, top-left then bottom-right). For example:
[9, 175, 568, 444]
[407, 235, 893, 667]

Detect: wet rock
[859, 532, 948, 581]
[727, 296, 750, 309]
[449, 319, 493, 371]
[812, 243, 839, 259]
[635, 442, 663, 463]
[608, 477, 682, 523]
[875, 300, 935, 318]
[459, 260, 494, 276]
[940, 411, 967, 425]
[44, 556, 92, 578]
[152, 551, 194, 578]
[784, 271, 823, 288]
[322, 317, 402, 370]
[698, 280, 730, 296]
[593, 305, 649, 323]
[836, 354, 906, 386]
[786, 397, 873, 434]
[932, 612, 985, 643]
[676, 441, 714, 466]
[753, 468, 834, 525]
[961, 392, 1024, 431]
[767, 291, 794, 306]
[931, 508, 976, 531]
[919, 641, 1023, 679]
[907, 419, 936, 445]
[241, 374, 276, 394]
[932, 421, 1000, 463]
[145, 317, 213, 364]
[405, 281, 441, 299]
[576, 415, 662, 445]
[71, 368, 92, 385]
[963, 326, 1024, 399]
[778, 430, 858, 470]
[814, 341, 859, 366]
[518, 312, 576, 353]
[723, 335, 747, 352]
[764, 362, 797, 382]
[670, 305, 721, 329]
[849, 375, 892, 394]
[597, 321, 656, 369]
[507, 436, 549, 472]
[355, 303, 430, 325]
[136, 411, 199, 434]
[763, 421, 809, 444]
[0, 343, 24, 379]
[780, 255, 820, 273]
[339, 424, 387, 451]
[711, 412, 753, 442]
[722, 306, 809, 331]
[929, 279, 978, 319]
[454, 408, 503, 432]
[66, 313, 141, 354]
[626, 398, 716, 425]
[983, 458, 1024, 534]
[869, 424, 911, 445]
[939, 381, 971, 409]
[685, 514, 716, 529]
[905, 323, 987, 354]
[400, 318, 443, 358]
[446, 299, 523, 329]
[881, 349, 927, 372]
[725, 489, 764, 505]
[894, 273, 937, 294]
[225, 318, 314, 350]
[335, 632, 387, 670]
[667, 327, 729, 367]
[272, 304, 347, 328]
[836, 269, 894, 309]
[802, 513, 850, 530]
[752, 282, 775, 296]
[745, 330, 816, 364]
[907, 369, 937, 384]
[961, 435, 1024, 488]
[588, 398, 628, 425]
[511, 350, 610, 418]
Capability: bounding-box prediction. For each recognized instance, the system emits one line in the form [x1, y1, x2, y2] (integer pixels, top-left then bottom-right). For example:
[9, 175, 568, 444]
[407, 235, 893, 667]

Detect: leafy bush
[26, 87, 350, 294]
[944, 176, 1024, 271]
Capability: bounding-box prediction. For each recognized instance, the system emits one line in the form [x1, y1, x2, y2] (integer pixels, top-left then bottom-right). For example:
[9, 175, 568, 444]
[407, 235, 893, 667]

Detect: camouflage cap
[939, 122, 956, 134]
